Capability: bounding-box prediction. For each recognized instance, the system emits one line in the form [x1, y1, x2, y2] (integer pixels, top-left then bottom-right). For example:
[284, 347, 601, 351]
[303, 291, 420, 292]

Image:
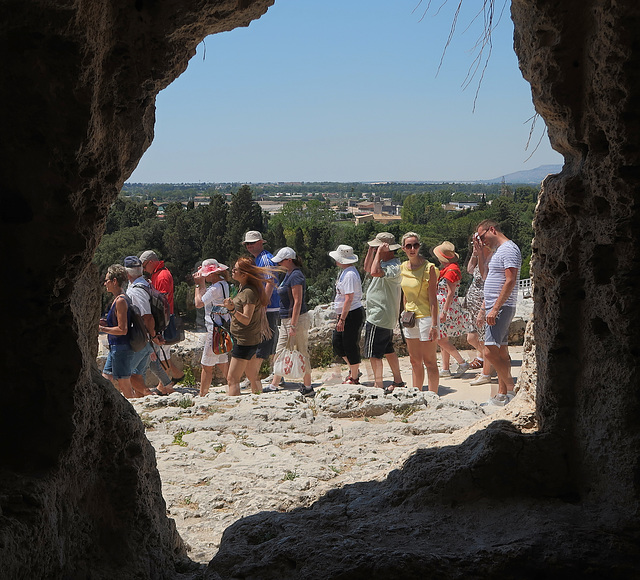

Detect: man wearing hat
[123, 256, 161, 396]
[363, 233, 405, 393]
[140, 249, 183, 384]
[241, 231, 280, 386]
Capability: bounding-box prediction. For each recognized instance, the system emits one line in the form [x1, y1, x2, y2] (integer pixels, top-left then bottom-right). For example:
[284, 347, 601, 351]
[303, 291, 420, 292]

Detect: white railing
[519, 278, 532, 298]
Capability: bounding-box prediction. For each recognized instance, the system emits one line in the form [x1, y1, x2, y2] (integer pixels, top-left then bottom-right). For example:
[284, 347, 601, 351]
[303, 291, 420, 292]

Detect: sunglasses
[403, 243, 420, 250]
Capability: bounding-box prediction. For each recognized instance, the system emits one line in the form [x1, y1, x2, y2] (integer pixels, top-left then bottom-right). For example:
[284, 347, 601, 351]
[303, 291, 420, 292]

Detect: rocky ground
[128, 347, 527, 566]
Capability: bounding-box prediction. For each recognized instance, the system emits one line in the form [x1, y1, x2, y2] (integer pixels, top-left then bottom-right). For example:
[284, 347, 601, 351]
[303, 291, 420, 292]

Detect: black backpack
[132, 283, 171, 336]
[122, 295, 149, 352]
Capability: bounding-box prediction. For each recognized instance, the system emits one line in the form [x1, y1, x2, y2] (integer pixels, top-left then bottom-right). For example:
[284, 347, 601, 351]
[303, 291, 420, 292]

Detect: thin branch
[523, 113, 547, 162]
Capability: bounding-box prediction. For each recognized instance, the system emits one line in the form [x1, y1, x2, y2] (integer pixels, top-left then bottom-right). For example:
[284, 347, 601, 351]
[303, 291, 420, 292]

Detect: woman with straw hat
[329, 244, 364, 384]
[432, 241, 472, 378]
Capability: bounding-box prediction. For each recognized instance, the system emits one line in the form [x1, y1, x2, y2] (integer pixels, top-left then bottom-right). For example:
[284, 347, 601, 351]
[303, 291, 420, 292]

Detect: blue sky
[128, 0, 563, 184]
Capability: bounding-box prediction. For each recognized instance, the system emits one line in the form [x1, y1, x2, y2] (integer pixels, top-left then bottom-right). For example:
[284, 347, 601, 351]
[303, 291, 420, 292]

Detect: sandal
[384, 381, 405, 395]
[469, 358, 483, 370]
[344, 371, 362, 383]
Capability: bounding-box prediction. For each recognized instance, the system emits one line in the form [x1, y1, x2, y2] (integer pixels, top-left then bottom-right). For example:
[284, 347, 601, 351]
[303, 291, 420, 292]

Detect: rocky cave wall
[0, 0, 639, 578]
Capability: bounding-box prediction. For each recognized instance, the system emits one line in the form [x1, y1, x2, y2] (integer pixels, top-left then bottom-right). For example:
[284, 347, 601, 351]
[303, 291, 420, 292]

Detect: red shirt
[150, 261, 174, 314]
[439, 262, 461, 284]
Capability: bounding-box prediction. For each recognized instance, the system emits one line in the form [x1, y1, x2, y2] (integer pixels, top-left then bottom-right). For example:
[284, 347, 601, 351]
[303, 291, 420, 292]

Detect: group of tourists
[99, 251, 184, 398]
[100, 218, 521, 407]
[324, 219, 521, 406]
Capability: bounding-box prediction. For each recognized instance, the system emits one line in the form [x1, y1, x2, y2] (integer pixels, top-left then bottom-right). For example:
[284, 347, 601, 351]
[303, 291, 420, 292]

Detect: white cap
[271, 247, 296, 263]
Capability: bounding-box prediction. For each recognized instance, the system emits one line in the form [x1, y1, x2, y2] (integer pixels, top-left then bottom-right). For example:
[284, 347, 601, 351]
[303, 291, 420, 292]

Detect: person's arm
[427, 265, 439, 340]
[335, 293, 354, 332]
[467, 252, 478, 275]
[288, 284, 304, 336]
[193, 274, 206, 309]
[225, 290, 256, 326]
[99, 297, 129, 335]
[363, 245, 376, 274]
[486, 267, 518, 326]
[369, 244, 388, 278]
[473, 236, 489, 280]
[264, 277, 276, 301]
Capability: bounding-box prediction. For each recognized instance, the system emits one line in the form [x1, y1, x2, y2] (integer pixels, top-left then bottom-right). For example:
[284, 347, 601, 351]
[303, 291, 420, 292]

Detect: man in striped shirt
[476, 220, 521, 406]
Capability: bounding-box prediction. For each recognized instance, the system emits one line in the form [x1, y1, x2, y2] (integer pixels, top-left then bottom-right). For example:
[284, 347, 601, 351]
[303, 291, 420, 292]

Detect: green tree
[225, 185, 264, 259]
[200, 194, 229, 264]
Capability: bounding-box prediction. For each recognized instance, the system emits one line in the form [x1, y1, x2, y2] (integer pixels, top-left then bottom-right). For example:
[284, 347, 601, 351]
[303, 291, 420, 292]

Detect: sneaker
[262, 384, 279, 393]
[239, 378, 251, 390]
[298, 385, 315, 397]
[261, 375, 285, 386]
[481, 394, 509, 407]
[439, 369, 452, 378]
[452, 361, 470, 377]
[506, 390, 516, 402]
[469, 374, 492, 386]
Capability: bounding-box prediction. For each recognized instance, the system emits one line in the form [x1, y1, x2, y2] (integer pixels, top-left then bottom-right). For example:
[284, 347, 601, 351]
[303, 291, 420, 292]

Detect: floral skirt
[437, 284, 472, 338]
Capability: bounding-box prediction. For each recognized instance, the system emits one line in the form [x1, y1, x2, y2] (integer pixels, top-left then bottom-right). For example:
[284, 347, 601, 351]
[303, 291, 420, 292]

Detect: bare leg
[438, 337, 465, 365]
[384, 352, 403, 384]
[405, 338, 425, 390]
[466, 331, 482, 358]
[484, 344, 514, 395]
[245, 355, 262, 394]
[131, 374, 154, 397]
[370, 357, 384, 389]
[421, 340, 440, 393]
[442, 348, 450, 371]
[227, 357, 250, 396]
[200, 364, 213, 396]
[217, 360, 229, 384]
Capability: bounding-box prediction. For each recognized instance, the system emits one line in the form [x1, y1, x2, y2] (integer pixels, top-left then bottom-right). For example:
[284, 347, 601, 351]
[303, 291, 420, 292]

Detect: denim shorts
[131, 342, 153, 376]
[104, 345, 134, 380]
[484, 306, 516, 346]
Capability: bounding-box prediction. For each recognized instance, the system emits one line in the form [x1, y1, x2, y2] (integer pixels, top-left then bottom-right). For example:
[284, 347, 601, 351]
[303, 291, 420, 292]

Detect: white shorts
[403, 317, 434, 341]
[201, 332, 229, 367]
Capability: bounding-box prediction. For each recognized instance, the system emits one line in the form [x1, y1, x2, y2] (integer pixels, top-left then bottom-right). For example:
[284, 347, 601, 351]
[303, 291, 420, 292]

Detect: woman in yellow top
[400, 232, 440, 393]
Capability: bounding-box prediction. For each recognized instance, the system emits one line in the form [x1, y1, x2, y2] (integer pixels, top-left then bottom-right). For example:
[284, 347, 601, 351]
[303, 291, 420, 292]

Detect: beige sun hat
[242, 231, 264, 244]
[329, 244, 358, 264]
[433, 241, 459, 263]
[367, 232, 401, 251]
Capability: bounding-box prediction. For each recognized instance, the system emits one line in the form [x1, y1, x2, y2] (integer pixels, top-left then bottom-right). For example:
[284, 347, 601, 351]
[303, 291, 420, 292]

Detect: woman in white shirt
[329, 245, 364, 384]
[193, 259, 231, 396]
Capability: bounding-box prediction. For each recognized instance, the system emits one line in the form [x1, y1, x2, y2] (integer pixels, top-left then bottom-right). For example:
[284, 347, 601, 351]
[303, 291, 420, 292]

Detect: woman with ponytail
[223, 257, 277, 396]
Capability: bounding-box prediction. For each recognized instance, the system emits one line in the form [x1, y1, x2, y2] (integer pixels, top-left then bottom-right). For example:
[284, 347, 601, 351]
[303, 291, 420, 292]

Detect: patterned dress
[437, 263, 472, 338]
[464, 265, 485, 334]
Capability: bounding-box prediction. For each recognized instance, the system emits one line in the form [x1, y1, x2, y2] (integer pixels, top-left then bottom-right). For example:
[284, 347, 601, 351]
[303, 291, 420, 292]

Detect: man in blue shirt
[242, 231, 281, 387]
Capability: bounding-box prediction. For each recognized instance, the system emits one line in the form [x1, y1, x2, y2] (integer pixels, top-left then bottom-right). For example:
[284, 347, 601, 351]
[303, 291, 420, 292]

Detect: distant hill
[480, 164, 562, 184]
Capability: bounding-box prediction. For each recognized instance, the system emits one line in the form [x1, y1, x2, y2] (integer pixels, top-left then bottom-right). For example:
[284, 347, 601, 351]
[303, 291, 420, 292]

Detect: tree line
[96, 184, 538, 321]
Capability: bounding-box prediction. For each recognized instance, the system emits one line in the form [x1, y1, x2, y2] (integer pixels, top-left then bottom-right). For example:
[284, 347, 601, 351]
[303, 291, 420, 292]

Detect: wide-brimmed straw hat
[433, 241, 459, 263]
[329, 244, 358, 264]
[367, 232, 401, 251]
[194, 258, 228, 277]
